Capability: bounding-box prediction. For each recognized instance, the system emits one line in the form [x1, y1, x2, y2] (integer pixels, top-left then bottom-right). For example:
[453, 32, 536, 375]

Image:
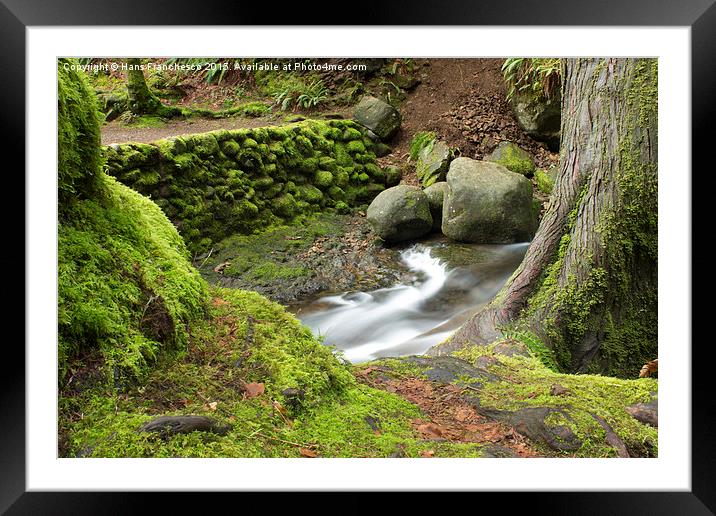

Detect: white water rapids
[294, 241, 529, 362]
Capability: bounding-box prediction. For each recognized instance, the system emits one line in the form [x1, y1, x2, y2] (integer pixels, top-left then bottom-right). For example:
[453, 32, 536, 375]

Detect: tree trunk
[435, 58, 657, 378]
[126, 58, 179, 116]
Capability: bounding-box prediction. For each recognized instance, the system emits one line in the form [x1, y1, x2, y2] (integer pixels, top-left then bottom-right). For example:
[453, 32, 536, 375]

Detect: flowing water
[292, 238, 529, 363]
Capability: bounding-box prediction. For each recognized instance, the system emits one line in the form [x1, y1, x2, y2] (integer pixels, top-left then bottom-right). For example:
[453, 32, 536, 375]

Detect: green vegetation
[62, 287, 488, 458]
[409, 131, 437, 161]
[535, 168, 555, 194]
[273, 79, 329, 111]
[59, 174, 209, 383]
[58, 58, 104, 204]
[519, 60, 657, 378]
[58, 59, 208, 385]
[451, 341, 657, 457]
[502, 58, 562, 102]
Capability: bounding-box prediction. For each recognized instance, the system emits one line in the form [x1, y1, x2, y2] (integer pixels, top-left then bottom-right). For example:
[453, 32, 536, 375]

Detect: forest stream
[291, 238, 529, 362]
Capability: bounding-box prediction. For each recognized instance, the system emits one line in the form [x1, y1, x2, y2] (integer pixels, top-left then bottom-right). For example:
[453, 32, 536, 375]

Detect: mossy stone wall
[103, 120, 387, 253]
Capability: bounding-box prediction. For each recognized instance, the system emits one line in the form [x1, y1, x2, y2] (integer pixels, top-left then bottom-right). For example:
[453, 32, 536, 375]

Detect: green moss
[58, 58, 103, 204]
[341, 127, 363, 141]
[489, 142, 536, 176]
[535, 168, 555, 194]
[220, 139, 240, 157]
[59, 174, 209, 382]
[346, 140, 366, 154]
[314, 170, 334, 188]
[452, 343, 657, 457]
[296, 184, 324, 204]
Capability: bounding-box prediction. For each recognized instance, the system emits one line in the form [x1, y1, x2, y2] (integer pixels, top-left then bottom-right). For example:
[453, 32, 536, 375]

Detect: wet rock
[442, 158, 537, 244]
[481, 444, 519, 458]
[487, 141, 536, 176]
[353, 95, 402, 141]
[423, 182, 447, 232]
[625, 399, 658, 428]
[138, 415, 232, 437]
[415, 140, 454, 187]
[509, 90, 561, 151]
[404, 355, 498, 384]
[472, 405, 582, 452]
[366, 185, 432, 243]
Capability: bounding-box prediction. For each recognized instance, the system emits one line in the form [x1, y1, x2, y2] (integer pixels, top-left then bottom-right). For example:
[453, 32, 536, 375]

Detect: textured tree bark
[126, 58, 179, 116]
[434, 58, 658, 378]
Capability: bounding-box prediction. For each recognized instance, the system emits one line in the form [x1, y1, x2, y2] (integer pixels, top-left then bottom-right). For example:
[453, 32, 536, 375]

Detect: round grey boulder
[353, 95, 402, 141]
[442, 158, 536, 243]
[424, 181, 447, 232]
[367, 185, 432, 243]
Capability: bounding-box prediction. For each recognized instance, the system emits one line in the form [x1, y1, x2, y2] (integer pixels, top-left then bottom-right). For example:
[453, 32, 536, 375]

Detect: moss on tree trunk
[126, 58, 180, 117]
[436, 58, 658, 378]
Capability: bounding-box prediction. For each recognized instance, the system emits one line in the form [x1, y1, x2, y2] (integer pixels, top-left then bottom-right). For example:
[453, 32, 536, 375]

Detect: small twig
[197, 247, 215, 270]
[140, 295, 158, 325]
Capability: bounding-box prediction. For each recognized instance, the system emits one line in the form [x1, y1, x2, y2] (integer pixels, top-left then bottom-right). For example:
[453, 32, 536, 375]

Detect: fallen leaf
[416, 422, 446, 439]
[208, 401, 218, 411]
[213, 261, 231, 274]
[639, 359, 658, 378]
[454, 407, 473, 422]
[299, 448, 318, 458]
[420, 450, 435, 458]
[244, 382, 265, 398]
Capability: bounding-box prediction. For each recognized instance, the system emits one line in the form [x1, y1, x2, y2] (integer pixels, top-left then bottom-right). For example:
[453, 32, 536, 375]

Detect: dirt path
[101, 115, 286, 145]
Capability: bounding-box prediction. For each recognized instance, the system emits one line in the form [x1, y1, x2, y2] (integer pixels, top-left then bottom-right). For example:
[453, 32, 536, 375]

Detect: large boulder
[424, 182, 447, 232]
[442, 158, 536, 243]
[488, 141, 535, 176]
[353, 95, 402, 141]
[510, 90, 561, 151]
[367, 185, 432, 243]
[416, 140, 454, 187]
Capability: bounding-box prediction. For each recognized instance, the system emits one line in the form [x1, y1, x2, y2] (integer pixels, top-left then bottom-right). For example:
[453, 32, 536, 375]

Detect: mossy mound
[58, 58, 209, 384]
[59, 174, 210, 383]
[103, 119, 387, 254]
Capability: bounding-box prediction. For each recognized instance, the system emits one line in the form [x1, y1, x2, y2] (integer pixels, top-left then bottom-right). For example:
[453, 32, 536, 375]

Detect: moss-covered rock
[487, 141, 536, 176]
[535, 166, 559, 194]
[415, 139, 454, 187]
[353, 95, 402, 141]
[442, 158, 537, 243]
[366, 185, 433, 243]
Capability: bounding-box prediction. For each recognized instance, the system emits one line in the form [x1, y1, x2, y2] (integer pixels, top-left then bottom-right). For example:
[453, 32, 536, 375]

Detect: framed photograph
[6, 0, 711, 512]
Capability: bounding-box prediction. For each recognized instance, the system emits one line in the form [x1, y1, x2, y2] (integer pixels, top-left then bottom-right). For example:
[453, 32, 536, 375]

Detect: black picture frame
[4, 0, 710, 513]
